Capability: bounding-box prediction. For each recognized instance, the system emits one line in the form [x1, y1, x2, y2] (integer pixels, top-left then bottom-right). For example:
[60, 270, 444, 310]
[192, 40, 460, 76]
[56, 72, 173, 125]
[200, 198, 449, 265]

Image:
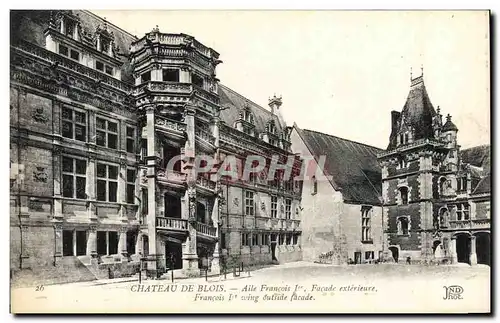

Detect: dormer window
[269, 121, 276, 134]
[244, 109, 254, 124]
[163, 69, 179, 82]
[101, 39, 110, 54]
[64, 20, 76, 38]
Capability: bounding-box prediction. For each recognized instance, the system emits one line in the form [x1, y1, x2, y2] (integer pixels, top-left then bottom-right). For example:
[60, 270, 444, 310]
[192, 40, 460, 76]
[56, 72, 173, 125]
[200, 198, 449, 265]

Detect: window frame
[271, 195, 278, 218]
[96, 162, 119, 203]
[126, 168, 136, 204]
[285, 198, 292, 220]
[62, 106, 87, 142]
[62, 155, 87, 199]
[162, 69, 180, 82]
[244, 190, 255, 216]
[361, 206, 372, 242]
[126, 125, 136, 154]
[96, 116, 119, 150]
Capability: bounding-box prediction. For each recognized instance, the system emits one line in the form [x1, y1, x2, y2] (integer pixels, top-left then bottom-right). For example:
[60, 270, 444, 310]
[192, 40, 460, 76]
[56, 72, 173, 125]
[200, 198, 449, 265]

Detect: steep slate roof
[296, 127, 384, 205]
[472, 174, 491, 195]
[460, 145, 490, 172]
[388, 75, 438, 149]
[11, 10, 137, 82]
[218, 84, 284, 134]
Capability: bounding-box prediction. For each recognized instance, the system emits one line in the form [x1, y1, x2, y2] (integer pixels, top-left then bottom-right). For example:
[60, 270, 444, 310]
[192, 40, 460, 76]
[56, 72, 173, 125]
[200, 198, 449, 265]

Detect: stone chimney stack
[269, 94, 286, 127]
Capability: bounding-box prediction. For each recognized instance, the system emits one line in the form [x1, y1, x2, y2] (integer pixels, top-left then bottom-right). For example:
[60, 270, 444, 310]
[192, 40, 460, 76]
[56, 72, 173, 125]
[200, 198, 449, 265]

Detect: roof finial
[410, 67, 413, 80]
[446, 113, 451, 122]
[421, 64, 424, 76]
[437, 106, 440, 115]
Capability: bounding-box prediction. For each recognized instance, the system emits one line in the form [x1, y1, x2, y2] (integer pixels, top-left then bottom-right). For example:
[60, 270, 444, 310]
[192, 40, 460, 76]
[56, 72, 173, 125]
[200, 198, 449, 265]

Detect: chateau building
[10, 10, 302, 283]
[378, 72, 491, 265]
[290, 126, 384, 265]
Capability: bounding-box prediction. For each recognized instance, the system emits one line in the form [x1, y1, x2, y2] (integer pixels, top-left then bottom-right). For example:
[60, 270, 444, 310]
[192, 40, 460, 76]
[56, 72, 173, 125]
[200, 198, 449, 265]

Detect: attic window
[244, 109, 254, 124]
[269, 121, 276, 134]
[64, 20, 76, 38]
[101, 39, 110, 54]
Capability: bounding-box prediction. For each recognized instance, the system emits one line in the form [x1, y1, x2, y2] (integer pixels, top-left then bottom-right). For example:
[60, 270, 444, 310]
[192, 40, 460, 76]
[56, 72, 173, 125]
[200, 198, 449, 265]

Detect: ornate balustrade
[448, 218, 490, 230]
[195, 128, 216, 147]
[156, 217, 188, 231]
[377, 138, 445, 158]
[155, 117, 187, 135]
[196, 174, 216, 192]
[133, 81, 192, 96]
[194, 222, 217, 238]
[13, 39, 131, 92]
[156, 169, 187, 186]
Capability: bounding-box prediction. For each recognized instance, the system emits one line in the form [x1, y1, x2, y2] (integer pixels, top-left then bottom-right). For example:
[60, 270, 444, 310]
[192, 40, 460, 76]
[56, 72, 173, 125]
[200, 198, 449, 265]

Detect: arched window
[197, 202, 206, 223]
[399, 187, 409, 205]
[439, 177, 448, 195]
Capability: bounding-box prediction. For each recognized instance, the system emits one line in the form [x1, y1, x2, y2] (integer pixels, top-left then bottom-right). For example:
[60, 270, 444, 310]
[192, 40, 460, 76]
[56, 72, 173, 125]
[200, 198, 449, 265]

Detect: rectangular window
[59, 44, 69, 56]
[62, 230, 74, 256]
[126, 169, 136, 204]
[141, 71, 151, 83]
[285, 199, 291, 220]
[361, 206, 372, 242]
[96, 117, 118, 149]
[105, 65, 113, 75]
[76, 230, 87, 256]
[96, 61, 104, 72]
[279, 234, 284, 245]
[252, 234, 258, 246]
[163, 69, 179, 82]
[241, 233, 249, 247]
[292, 234, 298, 245]
[108, 231, 119, 255]
[457, 203, 470, 221]
[96, 163, 118, 202]
[365, 251, 374, 261]
[126, 231, 136, 255]
[192, 73, 204, 88]
[62, 107, 87, 142]
[70, 49, 80, 61]
[126, 126, 136, 153]
[271, 196, 277, 218]
[62, 156, 87, 199]
[244, 191, 254, 216]
[97, 231, 107, 256]
[286, 234, 292, 245]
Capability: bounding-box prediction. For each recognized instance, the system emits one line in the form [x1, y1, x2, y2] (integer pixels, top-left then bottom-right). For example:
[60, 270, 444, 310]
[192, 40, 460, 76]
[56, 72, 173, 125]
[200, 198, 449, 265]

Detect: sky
[92, 10, 490, 149]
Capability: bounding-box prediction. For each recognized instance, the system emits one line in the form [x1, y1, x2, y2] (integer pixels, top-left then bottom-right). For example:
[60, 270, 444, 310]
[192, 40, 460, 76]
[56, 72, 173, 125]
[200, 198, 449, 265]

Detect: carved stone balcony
[156, 169, 187, 190]
[196, 174, 217, 195]
[155, 117, 187, 141]
[195, 128, 216, 152]
[134, 81, 193, 96]
[156, 216, 188, 232]
[194, 221, 217, 240]
[448, 219, 490, 230]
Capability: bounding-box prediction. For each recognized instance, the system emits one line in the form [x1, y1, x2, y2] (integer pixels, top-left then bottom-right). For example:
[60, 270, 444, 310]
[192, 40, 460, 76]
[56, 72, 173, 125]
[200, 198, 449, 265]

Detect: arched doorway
[432, 240, 444, 261]
[197, 202, 206, 223]
[389, 246, 399, 263]
[455, 233, 471, 264]
[475, 232, 490, 266]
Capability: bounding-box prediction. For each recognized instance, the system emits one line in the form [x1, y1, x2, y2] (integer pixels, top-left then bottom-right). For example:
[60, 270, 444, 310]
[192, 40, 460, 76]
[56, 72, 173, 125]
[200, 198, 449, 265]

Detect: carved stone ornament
[33, 166, 48, 183]
[261, 202, 266, 211]
[233, 198, 239, 207]
[32, 107, 49, 124]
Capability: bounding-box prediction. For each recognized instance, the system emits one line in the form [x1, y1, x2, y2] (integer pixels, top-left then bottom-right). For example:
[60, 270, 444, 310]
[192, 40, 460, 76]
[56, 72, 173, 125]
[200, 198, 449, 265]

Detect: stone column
[20, 225, 31, 269]
[87, 225, 98, 264]
[119, 227, 128, 258]
[469, 235, 477, 266]
[145, 106, 158, 277]
[118, 158, 127, 219]
[52, 146, 63, 221]
[135, 232, 143, 257]
[450, 236, 458, 264]
[182, 188, 199, 276]
[53, 223, 63, 265]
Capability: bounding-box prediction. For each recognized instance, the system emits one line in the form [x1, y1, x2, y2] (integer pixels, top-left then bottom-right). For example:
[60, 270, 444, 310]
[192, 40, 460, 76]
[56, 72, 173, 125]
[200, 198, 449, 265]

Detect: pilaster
[53, 223, 63, 265]
[450, 236, 458, 264]
[469, 235, 477, 266]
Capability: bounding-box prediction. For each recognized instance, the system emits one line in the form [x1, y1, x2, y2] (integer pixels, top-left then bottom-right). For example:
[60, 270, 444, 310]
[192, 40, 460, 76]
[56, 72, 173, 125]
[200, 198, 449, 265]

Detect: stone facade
[10, 10, 303, 283]
[378, 73, 491, 265]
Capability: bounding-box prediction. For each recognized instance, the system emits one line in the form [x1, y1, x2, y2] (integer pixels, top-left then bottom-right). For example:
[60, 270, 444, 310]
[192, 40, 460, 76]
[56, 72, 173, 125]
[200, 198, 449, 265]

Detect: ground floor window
[241, 233, 250, 247]
[97, 231, 119, 256]
[126, 231, 137, 255]
[63, 230, 87, 256]
[365, 251, 374, 261]
[292, 234, 298, 245]
[279, 234, 285, 245]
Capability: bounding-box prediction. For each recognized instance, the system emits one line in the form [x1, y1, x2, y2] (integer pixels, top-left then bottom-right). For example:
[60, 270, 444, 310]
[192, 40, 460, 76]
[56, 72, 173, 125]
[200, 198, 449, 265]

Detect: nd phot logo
[443, 285, 464, 300]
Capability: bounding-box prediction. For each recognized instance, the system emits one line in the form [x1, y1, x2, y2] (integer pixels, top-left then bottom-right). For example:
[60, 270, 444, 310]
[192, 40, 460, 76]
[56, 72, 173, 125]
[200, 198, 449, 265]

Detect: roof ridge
[84, 10, 137, 40]
[219, 83, 273, 116]
[461, 144, 491, 151]
[302, 128, 385, 152]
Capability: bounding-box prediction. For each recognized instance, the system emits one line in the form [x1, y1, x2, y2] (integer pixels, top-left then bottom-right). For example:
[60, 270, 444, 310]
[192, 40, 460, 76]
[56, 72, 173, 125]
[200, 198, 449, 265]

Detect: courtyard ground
[11, 261, 490, 314]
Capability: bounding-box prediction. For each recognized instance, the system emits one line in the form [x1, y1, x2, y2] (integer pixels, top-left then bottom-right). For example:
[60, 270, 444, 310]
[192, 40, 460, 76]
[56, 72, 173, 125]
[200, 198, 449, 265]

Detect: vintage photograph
[9, 10, 490, 313]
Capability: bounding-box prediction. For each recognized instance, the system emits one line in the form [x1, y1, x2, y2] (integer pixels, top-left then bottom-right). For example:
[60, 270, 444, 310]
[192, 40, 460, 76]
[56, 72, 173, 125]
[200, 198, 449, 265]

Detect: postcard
[9, 9, 490, 314]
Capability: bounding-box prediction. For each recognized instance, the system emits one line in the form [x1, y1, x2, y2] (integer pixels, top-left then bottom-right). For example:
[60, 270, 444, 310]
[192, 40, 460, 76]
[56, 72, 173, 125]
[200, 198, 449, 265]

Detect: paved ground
[11, 261, 490, 314]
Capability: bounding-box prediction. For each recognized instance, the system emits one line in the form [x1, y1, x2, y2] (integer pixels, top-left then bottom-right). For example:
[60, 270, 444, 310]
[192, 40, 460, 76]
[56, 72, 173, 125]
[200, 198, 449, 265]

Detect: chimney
[391, 111, 401, 134]
[269, 94, 286, 127]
